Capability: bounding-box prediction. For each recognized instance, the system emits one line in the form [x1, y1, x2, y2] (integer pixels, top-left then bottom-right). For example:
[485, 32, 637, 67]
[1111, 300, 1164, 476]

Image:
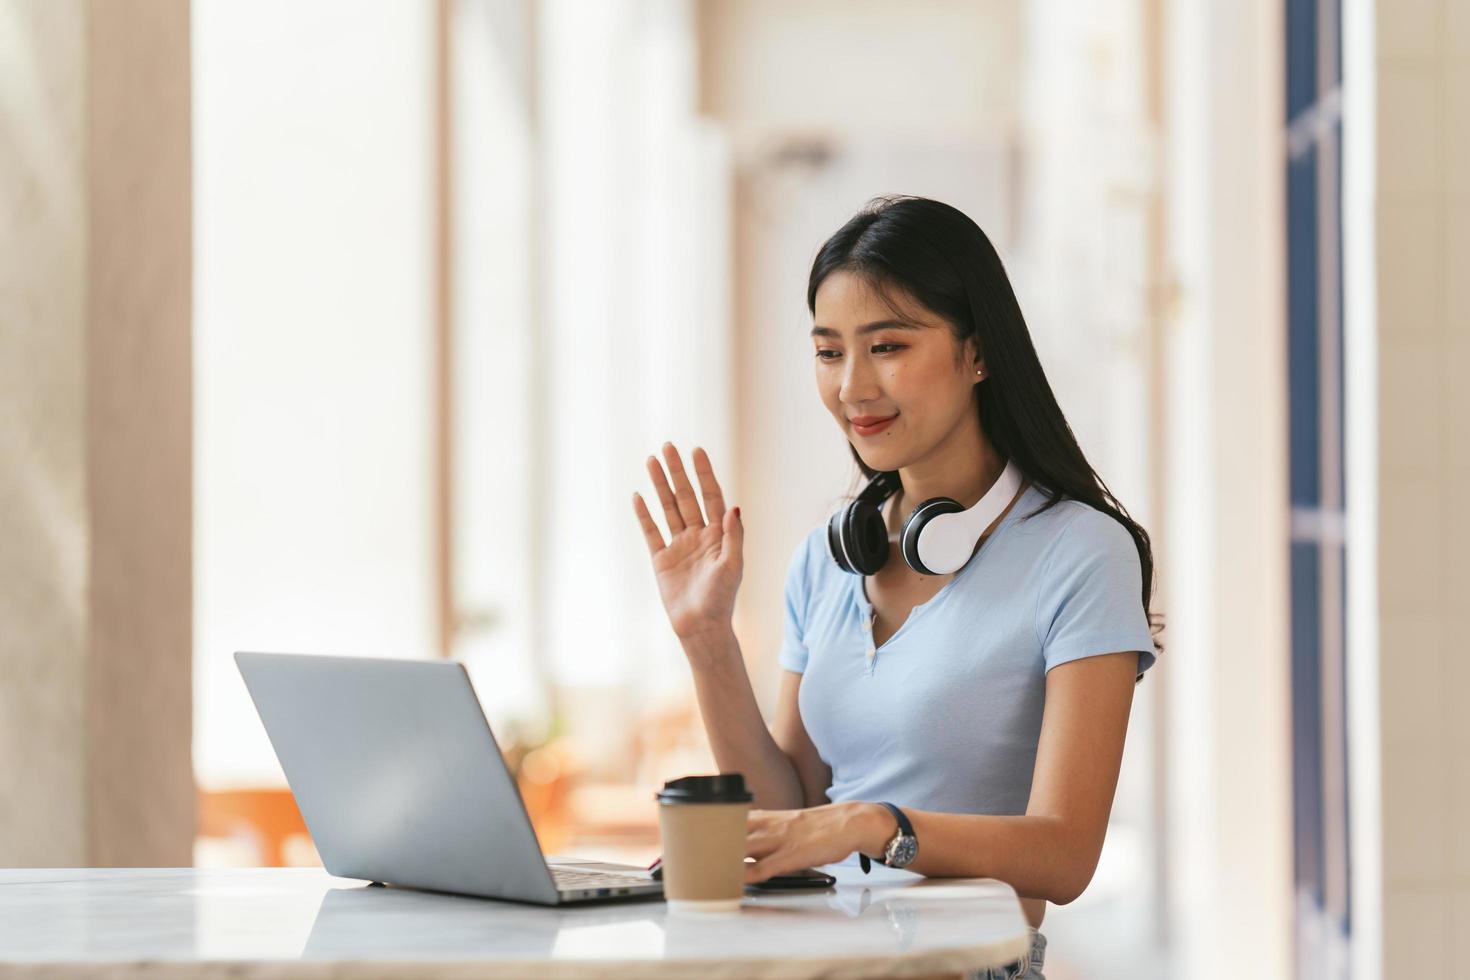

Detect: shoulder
[1019, 494, 1139, 575]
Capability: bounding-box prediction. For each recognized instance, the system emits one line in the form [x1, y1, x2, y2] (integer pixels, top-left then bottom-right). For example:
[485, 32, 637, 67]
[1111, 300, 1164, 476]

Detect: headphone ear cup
[827, 500, 889, 575]
[826, 509, 854, 572]
[845, 502, 890, 575]
[828, 469, 900, 575]
[900, 497, 964, 575]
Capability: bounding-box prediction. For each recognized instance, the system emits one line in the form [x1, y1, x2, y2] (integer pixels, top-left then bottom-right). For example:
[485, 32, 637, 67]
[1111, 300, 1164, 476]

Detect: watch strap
[859, 801, 914, 874]
[877, 801, 914, 838]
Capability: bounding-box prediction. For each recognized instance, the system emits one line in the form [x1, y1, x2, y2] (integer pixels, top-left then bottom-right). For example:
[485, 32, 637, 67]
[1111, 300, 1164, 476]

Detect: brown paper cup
[657, 799, 750, 913]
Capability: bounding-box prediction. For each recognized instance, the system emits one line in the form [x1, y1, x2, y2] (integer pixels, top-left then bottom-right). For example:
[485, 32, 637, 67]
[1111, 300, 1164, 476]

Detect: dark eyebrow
[809, 319, 927, 339]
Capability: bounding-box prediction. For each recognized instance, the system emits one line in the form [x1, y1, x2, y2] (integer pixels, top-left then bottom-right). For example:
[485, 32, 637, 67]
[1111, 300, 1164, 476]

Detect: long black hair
[808, 195, 1163, 664]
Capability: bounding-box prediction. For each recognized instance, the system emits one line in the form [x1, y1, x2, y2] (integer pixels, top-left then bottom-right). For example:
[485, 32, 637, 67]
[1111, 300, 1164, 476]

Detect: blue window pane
[1290, 541, 1324, 906]
[1286, 0, 1319, 122]
[1287, 3, 1349, 967]
[1336, 542, 1351, 931]
[1331, 0, 1343, 87]
[1288, 146, 1321, 508]
[1333, 119, 1347, 511]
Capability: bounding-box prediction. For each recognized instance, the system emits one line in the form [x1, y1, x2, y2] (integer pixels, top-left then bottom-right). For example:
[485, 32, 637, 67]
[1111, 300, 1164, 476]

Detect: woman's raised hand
[632, 443, 743, 642]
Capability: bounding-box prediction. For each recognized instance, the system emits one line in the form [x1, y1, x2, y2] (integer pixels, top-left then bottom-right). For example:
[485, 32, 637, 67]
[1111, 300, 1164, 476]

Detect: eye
[813, 344, 905, 361]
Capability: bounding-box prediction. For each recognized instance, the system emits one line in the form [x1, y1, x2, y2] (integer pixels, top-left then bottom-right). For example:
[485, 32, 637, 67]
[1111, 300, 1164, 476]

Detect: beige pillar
[1350, 0, 1470, 972]
[0, 0, 193, 867]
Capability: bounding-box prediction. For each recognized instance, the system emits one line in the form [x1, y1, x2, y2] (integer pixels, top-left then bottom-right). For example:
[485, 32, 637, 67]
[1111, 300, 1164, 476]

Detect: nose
[838, 352, 881, 405]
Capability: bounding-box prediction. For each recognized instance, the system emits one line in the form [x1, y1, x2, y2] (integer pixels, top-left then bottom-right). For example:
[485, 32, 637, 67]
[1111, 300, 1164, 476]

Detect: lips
[850, 414, 898, 436]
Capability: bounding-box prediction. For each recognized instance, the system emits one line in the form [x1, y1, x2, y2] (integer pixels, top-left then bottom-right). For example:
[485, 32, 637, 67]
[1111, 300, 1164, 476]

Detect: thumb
[721, 505, 743, 563]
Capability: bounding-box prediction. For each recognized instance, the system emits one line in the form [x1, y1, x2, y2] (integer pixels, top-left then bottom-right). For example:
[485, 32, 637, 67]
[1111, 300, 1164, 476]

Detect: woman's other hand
[632, 443, 743, 642]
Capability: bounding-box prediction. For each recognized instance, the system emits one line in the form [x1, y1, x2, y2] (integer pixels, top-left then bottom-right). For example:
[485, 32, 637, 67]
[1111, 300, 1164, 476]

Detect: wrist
[677, 623, 738, 662]
[847, 801, 896, 857]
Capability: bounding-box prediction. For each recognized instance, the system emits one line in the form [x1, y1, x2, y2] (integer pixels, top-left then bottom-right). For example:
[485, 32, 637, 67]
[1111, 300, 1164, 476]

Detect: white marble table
[0, 863, 1031, 978]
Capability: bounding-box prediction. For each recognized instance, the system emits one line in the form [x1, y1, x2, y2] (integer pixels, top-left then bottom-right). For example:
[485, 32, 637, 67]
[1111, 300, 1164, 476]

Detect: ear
[963, 336, 985, 381]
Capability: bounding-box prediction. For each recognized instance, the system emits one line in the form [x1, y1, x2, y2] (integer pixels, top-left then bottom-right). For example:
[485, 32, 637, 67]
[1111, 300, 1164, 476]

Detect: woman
[631, 195, 1161, 979]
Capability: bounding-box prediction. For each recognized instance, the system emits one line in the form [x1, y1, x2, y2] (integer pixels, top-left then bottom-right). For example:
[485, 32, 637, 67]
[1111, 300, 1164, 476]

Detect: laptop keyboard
[551, 868, 653, 892]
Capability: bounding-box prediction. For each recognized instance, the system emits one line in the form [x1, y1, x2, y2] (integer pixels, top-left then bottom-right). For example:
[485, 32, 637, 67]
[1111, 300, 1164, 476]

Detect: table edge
[0, 936, 1033, 980]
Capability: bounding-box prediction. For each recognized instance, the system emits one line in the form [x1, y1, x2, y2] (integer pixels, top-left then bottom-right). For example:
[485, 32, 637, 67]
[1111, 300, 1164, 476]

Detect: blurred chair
[197, 787, 311, 867]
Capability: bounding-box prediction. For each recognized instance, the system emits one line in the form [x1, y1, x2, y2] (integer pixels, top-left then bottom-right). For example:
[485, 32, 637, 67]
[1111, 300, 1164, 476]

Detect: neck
[892, 413, 1006, 517]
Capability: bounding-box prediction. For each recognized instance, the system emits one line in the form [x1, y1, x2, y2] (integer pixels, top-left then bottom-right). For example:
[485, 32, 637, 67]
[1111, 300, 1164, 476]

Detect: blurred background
[2, 0, 1465, 977]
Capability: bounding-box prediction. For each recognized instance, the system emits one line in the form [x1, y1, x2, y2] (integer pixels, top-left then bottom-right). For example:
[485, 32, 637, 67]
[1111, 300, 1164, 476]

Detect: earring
[975, 369, 984, 377]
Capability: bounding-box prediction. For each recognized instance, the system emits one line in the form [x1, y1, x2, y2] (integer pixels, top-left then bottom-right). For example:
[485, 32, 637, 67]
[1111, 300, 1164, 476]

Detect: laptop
[234, 651, 664, 905]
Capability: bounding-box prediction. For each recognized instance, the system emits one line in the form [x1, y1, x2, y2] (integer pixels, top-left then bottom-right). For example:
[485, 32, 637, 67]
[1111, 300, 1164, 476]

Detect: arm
[852, 650, 1137, 903]
[631, 443, 829, 812]
[771, 669, 835, 808]
[745, 650, 1137, 905]
[682, 631, 832, 811]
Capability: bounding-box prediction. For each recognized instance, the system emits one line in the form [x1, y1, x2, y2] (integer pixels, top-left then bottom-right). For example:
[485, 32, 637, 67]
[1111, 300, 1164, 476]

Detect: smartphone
[648, 858, 836, 891]
[745, 867, 837, 891]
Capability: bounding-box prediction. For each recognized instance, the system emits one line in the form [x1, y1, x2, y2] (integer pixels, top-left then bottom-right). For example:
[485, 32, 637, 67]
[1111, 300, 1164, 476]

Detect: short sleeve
[1036, 507, 1157, 679]
[776, 534, 813, 673]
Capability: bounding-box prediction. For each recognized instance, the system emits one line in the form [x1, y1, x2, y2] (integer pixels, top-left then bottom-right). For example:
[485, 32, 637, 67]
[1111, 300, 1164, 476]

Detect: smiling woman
[632, 195, 1164, 980]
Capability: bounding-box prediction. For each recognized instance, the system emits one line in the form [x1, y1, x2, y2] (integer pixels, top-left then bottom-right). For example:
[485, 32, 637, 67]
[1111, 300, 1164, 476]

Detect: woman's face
[811, 269, 983, 473]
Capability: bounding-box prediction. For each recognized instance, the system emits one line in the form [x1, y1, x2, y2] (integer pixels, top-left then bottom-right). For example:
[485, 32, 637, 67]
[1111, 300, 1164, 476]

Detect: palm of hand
[633, 443, 744, 639]
[653, 525, 739, 636]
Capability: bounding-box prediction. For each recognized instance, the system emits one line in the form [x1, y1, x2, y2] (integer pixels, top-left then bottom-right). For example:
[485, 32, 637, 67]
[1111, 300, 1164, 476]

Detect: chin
[853, 444, 909, 472]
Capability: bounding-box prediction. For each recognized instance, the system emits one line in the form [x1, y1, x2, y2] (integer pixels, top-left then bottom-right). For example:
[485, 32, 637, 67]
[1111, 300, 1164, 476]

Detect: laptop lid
[235, 651, 561, 904]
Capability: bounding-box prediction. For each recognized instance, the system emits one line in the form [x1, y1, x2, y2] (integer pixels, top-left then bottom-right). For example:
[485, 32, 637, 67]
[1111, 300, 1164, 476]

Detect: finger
[691, 447, 726, 525]
[661, 442, 706, 529]
[743, 813, 782, 858]
[743, 831, 781, 859]
[631, 493, 666, 556]
[646, 454, 686, 535]
[721, 503, 743, 565]
[743, 814, 775, 841]
[744, 854, 787, 884]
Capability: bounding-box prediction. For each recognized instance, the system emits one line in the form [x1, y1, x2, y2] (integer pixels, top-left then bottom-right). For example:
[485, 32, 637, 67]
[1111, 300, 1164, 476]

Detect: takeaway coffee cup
[655, 773, 754, 913]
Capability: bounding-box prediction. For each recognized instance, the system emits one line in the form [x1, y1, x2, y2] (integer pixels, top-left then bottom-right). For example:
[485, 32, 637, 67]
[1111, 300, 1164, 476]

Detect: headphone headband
[854, 469, 902, 506]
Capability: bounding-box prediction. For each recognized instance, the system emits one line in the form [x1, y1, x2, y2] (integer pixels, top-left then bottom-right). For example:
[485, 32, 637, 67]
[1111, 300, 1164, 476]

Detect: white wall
[1161, 0, 1293, 977]
[192, 0, 435, 788]
[447, 0, 544, 739]
[535, 0, 735, 728]
[698, 0, 1021, 139]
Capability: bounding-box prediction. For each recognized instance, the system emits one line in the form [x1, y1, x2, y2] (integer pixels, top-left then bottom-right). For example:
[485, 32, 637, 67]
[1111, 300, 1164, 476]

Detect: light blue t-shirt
[778, 484, 1156, 818]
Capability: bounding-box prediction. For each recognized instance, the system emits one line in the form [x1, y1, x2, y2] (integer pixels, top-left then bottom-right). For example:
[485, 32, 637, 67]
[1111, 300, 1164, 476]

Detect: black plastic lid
[655, 772, 753, 804]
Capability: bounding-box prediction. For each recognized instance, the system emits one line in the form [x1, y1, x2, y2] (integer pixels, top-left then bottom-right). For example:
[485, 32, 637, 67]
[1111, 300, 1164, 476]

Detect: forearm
[680, 627, 806, 811]
[851, 804, 1094, 906]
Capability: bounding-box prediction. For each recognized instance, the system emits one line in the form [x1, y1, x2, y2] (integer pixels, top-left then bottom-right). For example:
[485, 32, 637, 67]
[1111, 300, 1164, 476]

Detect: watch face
[884, 834, 918, 868]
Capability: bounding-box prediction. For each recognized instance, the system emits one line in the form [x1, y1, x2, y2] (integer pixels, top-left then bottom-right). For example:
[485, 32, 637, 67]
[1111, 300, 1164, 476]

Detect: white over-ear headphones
[826, 459, 1022, 576]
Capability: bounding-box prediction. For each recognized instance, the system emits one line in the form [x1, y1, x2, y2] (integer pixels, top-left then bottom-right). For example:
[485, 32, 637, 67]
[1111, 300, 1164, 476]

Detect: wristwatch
[859, 801, 919, 873]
